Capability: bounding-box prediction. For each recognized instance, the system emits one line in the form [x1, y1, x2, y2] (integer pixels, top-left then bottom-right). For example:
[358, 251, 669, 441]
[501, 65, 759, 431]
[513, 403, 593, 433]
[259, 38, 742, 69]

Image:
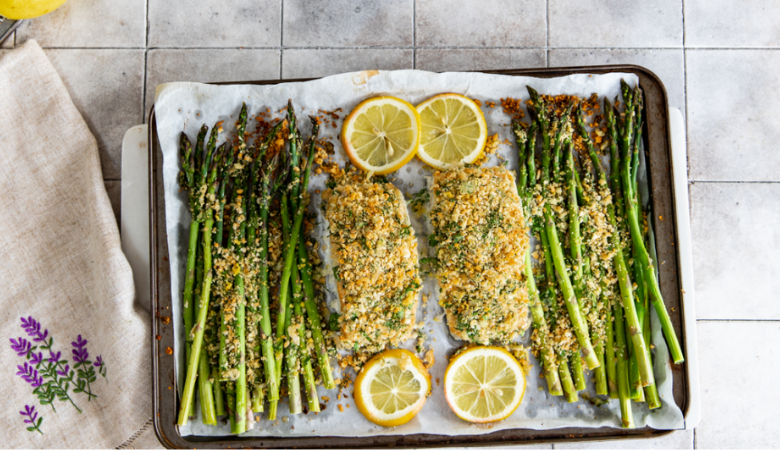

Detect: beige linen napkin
[0, 40, 159, 448]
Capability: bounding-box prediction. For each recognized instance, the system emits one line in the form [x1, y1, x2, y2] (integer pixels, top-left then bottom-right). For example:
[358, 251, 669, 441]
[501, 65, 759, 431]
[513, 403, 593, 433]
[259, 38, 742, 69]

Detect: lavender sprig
[71, 335, 97, 401]
[21, 316, 51, 348]
[20, 405, 44, 435]
[10, 337, 32, 357]
[94, 355, 108, 383]
[12, 316, 83, 413]
[15, 361, 56, 412]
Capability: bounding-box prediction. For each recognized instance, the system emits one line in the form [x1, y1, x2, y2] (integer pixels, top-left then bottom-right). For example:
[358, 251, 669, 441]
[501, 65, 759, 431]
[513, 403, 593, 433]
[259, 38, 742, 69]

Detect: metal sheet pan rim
[149, 65, 689, 448]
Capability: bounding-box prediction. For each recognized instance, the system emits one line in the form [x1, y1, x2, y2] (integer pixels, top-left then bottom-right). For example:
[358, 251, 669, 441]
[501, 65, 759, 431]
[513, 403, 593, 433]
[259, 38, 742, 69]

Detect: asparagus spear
[527, 87, 600, 371]
[525, 101, 579, 398]
[229, 108, 251, 434]
[256, 129, 285, 408]
[614, 83, 683, 364]
[192, 229, 216, 425]
[613, 296, 634, 428]
[294, 118, 335, 391]
[177, 133, 225, 426]
[285, 233, 304, 415]
[244, 110, 288, 415]
[512, 120, 563, 396]
[585, 104, 655, 387]
[179, 128, 206, 399]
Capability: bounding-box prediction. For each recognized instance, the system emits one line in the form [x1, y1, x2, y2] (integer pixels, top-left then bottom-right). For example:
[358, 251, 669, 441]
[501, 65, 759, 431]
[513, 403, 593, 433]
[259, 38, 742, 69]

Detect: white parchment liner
[153, 70, 684, 437]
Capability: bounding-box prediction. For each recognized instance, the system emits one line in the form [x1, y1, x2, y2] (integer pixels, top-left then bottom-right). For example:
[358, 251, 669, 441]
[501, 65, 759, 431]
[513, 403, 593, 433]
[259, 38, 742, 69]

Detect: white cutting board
[119, 108, 701, 430]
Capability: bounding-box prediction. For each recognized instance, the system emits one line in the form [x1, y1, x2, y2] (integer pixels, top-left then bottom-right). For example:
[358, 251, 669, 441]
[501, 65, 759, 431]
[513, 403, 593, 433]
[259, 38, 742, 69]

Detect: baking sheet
[153, 69, 684, 438]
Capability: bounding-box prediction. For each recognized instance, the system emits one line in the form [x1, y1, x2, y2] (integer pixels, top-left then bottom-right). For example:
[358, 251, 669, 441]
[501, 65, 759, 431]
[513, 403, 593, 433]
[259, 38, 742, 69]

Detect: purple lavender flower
[94, 355, 108, 381]
[30, 351, 44, 365]
[57, 364, 70, 377]
[20, 404, 43, 435]
[71, 335, 89, 364]
[16, 363, 44, 388]
[10, 337, 31, 357]
[20, 405, 38, 422]
[21, 316, 49, 343]
[48, 351, 62, 364]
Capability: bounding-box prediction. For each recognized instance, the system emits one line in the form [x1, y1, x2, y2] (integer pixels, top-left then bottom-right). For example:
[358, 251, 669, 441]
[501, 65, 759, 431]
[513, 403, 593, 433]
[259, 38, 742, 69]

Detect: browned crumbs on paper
[500, 97, 526, 120]
[423, 349, 435, 369]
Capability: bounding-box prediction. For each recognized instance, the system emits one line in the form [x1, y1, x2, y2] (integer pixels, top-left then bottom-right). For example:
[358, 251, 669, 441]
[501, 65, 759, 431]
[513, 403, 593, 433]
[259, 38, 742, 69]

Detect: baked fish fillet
[323, 178, 421, 353]
[429, 166, 530, 345]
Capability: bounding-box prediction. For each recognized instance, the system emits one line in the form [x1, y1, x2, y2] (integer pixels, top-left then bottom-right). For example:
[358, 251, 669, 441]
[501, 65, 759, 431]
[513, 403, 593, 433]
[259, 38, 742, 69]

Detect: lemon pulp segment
[449, 353, 519, 420]
[370, 364, 423, 415]
[351, 103, 415, 167]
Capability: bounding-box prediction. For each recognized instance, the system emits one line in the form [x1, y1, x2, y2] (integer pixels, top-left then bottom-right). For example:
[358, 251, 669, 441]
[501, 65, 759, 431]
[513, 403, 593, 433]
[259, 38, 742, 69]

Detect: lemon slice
[444, 346, 526, 423]
[341, 96, 421, 175]
[416, 93, 488, 170]
[0, 0, 68, 20]
[354, 349, 431, 427]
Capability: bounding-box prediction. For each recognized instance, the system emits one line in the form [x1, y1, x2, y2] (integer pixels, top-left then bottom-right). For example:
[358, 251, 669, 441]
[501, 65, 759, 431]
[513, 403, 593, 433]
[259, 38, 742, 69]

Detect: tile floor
[5, 0, 780, 447]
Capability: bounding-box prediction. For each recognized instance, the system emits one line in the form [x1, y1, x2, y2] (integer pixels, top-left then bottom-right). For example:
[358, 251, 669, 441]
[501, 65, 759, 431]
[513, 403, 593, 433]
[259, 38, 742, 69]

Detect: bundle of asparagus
[175, 101, 336, 434]
[514, 81, 683, 428]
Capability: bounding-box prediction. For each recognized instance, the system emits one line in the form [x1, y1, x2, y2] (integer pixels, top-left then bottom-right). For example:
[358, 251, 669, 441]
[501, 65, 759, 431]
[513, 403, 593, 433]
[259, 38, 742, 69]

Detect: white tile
[685, 0, 780, 47]
[548, 49, 685, 115]
[686, 50, 780, 181]
[44, 49, 144, 180]
[17, 0, 146, 48]
[690, 182, 780, 320]
[696, 321, 780, 448]
[416, 0, 545, 47]
[553, 430, 692, 449]
[283, 0, 413, 47]
[148, 0, 281, 48]
[549, 0, 682, 48]
[283, 48, 413, 79]
[416, 48, 546, 72]
[145, 49, 281, 114]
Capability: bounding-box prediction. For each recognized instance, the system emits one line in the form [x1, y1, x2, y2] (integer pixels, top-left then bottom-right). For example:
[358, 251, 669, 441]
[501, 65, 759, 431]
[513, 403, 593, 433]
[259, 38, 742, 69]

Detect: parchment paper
[153, 70, 684, 437]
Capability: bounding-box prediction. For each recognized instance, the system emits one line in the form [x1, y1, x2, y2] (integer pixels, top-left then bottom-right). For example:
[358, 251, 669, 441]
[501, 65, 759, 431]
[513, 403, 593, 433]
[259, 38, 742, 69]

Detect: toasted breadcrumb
[429, 167, 531, 345]
[323, 169, 422, 354]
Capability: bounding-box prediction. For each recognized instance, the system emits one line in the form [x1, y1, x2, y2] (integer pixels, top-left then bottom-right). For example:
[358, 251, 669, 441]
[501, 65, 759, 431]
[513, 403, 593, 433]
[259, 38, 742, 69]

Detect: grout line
[688, 180, 780, 184]
[142, 0, 150, 123]
[412, 0, 416, 69]
[694, 428, 697, 449]
[682, 0, 689, 179]
[546, 0, 550, 66]
[36, 45, 705, 51]
[697, 319, 780, 322]
[681, 0, 687, 48]
[279, 0, 283, 79]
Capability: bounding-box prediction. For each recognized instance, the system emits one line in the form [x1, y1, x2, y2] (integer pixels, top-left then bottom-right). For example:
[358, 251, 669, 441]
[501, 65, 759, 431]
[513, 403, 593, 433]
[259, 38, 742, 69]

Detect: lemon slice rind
[416, 93, 488, 171]
[341, 96, 421, 175]
[355, 349, 430, 427]
[444, 346, 526, 423]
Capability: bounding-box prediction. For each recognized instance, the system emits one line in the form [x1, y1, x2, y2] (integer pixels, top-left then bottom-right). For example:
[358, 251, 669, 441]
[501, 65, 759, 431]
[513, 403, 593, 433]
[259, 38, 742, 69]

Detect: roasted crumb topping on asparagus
[323, 169, 422, 354]
[429, 166, 530, 345]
